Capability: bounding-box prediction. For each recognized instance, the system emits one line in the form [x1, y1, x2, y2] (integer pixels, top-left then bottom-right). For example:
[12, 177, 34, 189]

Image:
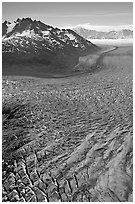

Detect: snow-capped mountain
[3, 18, 93, 51]
[71, 23, 133, 32]
[73, 26, 133, 40]
[2, 18, 98, 74]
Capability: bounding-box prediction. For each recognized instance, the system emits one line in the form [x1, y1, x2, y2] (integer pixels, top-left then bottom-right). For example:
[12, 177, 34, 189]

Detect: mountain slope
[2, 18, 99, 76]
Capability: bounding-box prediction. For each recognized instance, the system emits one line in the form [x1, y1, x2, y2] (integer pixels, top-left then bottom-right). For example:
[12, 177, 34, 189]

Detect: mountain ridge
[73, 26, 133, 40]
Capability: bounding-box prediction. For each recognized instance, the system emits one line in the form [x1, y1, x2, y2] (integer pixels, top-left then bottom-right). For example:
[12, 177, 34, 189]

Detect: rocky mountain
[2, 18, 98, 76]
[73, 27, 133, 40]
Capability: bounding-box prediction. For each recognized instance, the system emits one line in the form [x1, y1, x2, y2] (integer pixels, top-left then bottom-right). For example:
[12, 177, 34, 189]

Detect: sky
[2, 2, 133, 29]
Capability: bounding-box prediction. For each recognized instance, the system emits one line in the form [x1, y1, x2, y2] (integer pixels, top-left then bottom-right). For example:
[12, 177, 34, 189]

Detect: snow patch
[42, 31, 50, 36]
[48, 28, 52, 31]
[16, 30, 35, 37]
[7, 22, 15, 33]
[56, 30, 61, 35]
[66, 33, 75, 40]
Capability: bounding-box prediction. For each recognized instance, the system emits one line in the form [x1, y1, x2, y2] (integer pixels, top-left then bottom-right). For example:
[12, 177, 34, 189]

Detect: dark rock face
[2, 21, 11, 36]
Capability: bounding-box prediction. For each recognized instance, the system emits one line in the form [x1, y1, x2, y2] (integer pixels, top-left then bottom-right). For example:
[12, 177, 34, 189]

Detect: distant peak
[73, 23, 133, 32]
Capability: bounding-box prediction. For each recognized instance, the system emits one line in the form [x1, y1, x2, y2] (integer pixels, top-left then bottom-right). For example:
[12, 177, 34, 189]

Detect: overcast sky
[2, 2, 133, 28]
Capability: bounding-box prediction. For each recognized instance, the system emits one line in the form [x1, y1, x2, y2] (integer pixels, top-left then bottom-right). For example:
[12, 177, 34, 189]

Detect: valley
[2, 44, 133, 202]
